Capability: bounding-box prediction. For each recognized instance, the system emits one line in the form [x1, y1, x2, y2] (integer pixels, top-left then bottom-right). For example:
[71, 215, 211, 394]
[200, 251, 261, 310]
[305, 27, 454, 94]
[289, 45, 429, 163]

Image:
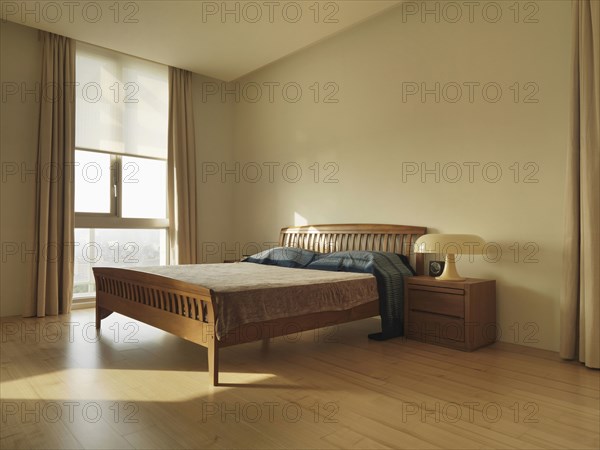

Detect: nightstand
[404, 276, 496, 351]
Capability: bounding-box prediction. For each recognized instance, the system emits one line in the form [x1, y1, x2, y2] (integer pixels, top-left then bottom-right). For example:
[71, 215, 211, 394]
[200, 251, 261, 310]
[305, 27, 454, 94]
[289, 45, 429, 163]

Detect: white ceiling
[1, 0, 400, 81]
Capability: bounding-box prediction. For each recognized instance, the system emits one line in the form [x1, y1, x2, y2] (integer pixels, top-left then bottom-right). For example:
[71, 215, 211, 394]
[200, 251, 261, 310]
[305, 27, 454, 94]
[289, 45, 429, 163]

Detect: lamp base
[435, 254, 465, 281]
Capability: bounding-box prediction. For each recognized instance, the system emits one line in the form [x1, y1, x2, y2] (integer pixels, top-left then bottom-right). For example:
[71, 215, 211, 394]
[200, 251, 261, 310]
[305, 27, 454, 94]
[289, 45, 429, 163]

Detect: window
[73, 42, 169, 300]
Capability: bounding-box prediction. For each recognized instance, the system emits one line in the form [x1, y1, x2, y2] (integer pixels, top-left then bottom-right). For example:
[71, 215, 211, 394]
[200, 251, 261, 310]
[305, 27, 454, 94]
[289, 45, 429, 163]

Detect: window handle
[113, 184, 117, 198]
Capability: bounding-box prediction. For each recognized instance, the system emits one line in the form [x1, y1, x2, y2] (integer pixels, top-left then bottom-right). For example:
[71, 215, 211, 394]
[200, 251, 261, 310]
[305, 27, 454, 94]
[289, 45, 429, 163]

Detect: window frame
[73, 147, 169, 302]
[74, 147, 169, 230]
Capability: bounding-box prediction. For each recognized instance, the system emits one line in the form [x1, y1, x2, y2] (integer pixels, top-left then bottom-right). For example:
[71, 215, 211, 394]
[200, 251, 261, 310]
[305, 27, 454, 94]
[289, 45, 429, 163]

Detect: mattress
[128, 263, 378, 339]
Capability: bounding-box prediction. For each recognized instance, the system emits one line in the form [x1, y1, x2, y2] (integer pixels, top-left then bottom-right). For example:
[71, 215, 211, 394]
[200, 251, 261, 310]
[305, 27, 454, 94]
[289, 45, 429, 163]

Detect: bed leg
[96, 306, 101, 329]
[95, 302, 112, 330]
[208, 337, 219, 386]
[95, 305, 105, 329]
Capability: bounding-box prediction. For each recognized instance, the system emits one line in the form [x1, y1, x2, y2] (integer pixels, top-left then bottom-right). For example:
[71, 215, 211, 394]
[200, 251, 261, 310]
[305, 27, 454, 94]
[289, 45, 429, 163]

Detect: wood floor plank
[0, 310, 598, 449]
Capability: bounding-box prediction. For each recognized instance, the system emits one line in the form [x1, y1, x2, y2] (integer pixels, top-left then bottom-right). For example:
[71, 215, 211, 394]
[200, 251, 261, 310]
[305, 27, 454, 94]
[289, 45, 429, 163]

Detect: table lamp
[414, 234, 485, 281]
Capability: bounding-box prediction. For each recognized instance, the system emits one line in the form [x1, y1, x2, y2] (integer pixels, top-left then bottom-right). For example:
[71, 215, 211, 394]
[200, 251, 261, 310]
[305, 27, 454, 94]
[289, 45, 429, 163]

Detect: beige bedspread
[129, 263, 378, 339]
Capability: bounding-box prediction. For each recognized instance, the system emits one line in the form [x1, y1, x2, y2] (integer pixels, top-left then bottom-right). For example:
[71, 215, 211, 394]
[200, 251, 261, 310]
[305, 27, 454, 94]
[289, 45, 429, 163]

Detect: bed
[93, 223, 427, 385]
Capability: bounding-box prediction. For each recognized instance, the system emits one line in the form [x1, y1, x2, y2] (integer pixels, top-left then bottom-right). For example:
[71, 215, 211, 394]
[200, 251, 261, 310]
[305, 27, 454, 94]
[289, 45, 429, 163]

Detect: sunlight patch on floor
[1, 369, 276, 401]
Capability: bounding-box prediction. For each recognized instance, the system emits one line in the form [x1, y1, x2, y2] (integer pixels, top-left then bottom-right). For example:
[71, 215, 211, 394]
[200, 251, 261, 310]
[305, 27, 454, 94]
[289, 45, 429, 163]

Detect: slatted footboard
[94, 271, 212, 322]
[93, 267, 221, 385]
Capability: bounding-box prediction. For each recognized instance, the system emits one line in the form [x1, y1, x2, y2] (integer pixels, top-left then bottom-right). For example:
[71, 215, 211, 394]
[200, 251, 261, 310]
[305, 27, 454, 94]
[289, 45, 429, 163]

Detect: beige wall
[230, 2, 571, 351]
[0, 21, 41, 316]
[192, 73, 235, 262]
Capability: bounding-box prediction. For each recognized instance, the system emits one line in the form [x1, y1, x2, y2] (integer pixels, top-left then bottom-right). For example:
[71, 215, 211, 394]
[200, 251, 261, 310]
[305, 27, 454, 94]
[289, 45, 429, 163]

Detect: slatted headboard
[279, 223, 427, 276]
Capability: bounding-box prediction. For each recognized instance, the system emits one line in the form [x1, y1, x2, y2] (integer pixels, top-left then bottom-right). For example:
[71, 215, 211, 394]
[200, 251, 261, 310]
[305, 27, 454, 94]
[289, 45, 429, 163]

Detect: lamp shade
[413, 234, 486, 255]
[413, 234, 486, 281]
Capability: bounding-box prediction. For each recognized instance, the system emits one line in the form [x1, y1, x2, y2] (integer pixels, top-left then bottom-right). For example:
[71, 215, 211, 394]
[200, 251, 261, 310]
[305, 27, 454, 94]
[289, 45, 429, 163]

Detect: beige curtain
[560, 0, 599, 369]
[26, 32, 75, 317]
[168, 67, 198, 264]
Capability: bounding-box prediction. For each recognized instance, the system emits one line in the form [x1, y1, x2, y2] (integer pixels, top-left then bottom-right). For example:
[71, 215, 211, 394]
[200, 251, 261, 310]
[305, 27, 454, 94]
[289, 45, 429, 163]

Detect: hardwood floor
[1, 310, 598, 449]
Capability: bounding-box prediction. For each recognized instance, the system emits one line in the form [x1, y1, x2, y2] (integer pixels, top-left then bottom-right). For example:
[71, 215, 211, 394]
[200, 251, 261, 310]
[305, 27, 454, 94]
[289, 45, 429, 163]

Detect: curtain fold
[26, 32, 75, 317]
[168, 67, 198, 264]
[560, 0, 599, 368]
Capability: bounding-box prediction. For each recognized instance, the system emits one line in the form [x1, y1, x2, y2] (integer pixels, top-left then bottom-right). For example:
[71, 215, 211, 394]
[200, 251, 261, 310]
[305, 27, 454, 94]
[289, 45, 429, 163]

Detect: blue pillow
[307, 251, 372, 272]
[243, 247, 317, 268]
[307, 251, 415, 275]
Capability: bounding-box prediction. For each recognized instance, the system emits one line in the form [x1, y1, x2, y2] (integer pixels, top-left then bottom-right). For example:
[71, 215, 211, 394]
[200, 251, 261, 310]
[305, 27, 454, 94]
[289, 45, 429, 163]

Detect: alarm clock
[429, 260, 446, 277]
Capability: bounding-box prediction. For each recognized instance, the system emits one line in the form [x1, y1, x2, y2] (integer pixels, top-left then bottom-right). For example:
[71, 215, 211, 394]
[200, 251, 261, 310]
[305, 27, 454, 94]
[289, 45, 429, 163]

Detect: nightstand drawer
[408, 288, 464, 318]
[406, 311, 465, 342]
[404, 277, 496, 351]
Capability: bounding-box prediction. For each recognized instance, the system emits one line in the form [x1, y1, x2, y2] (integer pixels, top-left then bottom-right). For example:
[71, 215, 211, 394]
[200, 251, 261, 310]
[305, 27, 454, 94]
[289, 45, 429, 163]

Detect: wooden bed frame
[93, 223, 426, 385]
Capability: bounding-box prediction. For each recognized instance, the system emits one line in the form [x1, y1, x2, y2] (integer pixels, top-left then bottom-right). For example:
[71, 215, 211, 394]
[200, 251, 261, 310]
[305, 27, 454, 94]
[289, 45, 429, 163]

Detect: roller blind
[75, 42, 168, 159]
